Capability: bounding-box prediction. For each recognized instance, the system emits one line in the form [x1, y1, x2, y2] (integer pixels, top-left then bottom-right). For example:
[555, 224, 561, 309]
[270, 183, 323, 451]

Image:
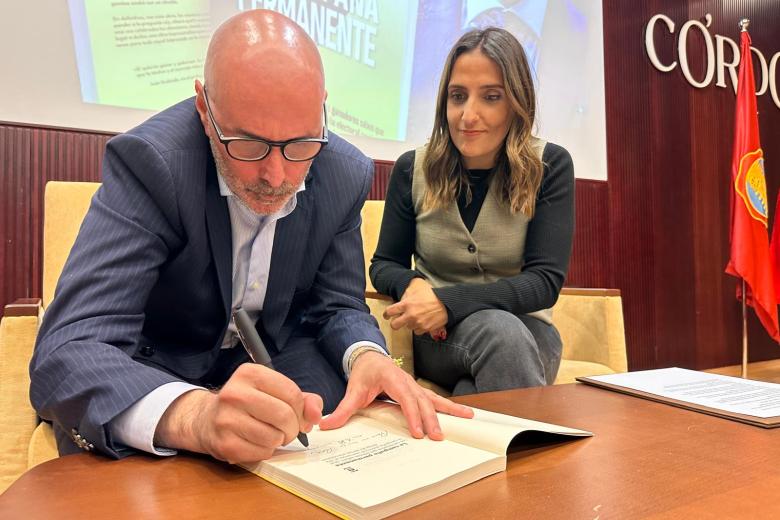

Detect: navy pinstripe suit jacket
[29, 98, 385, 457]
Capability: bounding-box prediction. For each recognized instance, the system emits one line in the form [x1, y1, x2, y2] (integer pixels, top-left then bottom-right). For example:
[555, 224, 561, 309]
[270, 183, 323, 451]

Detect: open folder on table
[242, 401, 591, 520]
[578, 367, 780, 428]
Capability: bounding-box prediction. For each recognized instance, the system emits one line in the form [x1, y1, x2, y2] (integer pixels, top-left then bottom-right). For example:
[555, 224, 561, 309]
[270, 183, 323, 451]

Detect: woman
[370, 27, 574, 395]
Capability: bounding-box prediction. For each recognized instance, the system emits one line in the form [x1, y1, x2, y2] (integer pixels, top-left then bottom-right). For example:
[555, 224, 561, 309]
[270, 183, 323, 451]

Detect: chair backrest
[553, 288, 628, 372]
[360, 200, 385, 293]
[43, 182, 101, 309]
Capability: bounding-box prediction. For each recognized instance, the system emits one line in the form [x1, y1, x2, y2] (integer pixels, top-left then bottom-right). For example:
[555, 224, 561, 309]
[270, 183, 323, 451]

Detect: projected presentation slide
[69, 0, 210, 111]
[68, 0, 606, 177]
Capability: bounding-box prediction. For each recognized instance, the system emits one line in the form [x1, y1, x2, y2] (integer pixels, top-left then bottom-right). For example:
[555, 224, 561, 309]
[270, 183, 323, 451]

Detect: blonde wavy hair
[423, 27, 543, 217]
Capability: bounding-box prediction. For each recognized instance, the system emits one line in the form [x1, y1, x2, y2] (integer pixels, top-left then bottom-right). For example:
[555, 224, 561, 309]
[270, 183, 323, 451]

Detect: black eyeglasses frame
[202, 85, 328, 162]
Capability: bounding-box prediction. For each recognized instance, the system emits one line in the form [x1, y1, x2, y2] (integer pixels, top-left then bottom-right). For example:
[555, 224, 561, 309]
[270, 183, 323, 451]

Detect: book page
[586, 368, 780, 418]
[247, 414, 503, 510]
[357, 401, 591, 455]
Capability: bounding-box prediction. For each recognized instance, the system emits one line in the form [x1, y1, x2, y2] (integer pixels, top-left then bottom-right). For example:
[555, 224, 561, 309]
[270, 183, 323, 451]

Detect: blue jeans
[413, 310, 562, 395]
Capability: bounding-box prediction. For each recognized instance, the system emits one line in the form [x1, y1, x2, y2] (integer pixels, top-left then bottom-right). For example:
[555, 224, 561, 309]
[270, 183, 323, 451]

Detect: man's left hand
[318, 351, 473, 439]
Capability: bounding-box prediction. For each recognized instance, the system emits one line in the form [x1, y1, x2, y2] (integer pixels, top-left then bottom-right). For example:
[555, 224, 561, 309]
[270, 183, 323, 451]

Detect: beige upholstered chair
[0, 301, 45, 493]
[0, 184, 627, 492]
[0, 181, 99, 491]
[359, 200, 628, 387]
[550, 288, 628, 383]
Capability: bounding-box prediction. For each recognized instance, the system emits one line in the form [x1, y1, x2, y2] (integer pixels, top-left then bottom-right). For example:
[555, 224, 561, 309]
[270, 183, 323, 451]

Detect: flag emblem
[735, 149, 768, 225]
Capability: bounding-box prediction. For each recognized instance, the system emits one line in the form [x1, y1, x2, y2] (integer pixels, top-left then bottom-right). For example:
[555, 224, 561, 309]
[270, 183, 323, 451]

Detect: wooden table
[2, 383, 780, 519]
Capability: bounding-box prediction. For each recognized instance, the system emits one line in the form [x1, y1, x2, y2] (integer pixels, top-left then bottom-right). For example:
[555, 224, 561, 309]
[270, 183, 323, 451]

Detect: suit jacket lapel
[262, 178, 313, 341]
[205, 163, 232, 319]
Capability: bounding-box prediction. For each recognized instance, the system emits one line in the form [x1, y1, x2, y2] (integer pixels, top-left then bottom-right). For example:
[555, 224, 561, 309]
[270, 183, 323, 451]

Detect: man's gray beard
[209, 138, 303, 211]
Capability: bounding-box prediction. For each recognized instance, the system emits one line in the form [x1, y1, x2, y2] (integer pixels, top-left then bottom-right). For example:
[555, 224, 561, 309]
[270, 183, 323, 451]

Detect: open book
[242, 401, 591, 519]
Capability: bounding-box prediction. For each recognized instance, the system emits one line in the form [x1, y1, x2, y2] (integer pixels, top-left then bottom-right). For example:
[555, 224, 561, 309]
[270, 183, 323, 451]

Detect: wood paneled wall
[0, 123, 111, 317]
[605, 0, 780, 369]
[3, 0, 780, 370]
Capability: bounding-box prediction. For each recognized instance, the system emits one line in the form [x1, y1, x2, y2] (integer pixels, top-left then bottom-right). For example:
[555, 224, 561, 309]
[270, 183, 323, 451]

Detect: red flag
[725, 29, 779, 342]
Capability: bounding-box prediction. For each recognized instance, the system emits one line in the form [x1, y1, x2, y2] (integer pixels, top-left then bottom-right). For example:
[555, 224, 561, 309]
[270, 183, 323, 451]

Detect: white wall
[0, 2, 158, 134]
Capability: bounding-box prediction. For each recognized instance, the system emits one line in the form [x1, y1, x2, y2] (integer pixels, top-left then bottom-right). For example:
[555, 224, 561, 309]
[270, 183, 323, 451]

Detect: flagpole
[738, 18, 750, 380]
[742, 280, 749, 378]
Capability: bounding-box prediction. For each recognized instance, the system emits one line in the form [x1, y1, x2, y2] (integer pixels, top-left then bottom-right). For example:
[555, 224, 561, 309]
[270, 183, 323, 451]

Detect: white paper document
[587, 368, 780, 418]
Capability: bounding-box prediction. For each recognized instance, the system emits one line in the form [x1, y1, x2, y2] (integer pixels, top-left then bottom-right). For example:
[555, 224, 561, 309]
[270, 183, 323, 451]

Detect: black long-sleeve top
[369, 143, 575, 326]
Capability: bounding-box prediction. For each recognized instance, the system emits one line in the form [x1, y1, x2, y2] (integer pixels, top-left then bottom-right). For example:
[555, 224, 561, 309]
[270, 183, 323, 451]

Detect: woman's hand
[383, 278, 448, 335]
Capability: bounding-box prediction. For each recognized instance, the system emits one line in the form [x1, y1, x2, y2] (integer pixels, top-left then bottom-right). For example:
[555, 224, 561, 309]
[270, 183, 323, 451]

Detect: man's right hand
[154, 363, 323, 464]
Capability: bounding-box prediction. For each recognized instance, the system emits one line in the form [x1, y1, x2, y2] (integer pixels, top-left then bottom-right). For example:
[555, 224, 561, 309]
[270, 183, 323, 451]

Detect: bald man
[30, 10, 471, 464]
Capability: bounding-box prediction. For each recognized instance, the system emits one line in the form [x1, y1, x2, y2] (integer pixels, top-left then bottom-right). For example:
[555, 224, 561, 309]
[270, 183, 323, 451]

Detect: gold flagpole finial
[739, 18, 750, 32]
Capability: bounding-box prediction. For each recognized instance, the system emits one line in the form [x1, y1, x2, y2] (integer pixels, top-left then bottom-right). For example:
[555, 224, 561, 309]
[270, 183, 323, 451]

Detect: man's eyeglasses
[203, 86, 328, 162]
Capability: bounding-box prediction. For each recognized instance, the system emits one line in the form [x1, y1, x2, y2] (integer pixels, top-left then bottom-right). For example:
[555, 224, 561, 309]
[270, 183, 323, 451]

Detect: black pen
[232, 308, 309, 447]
